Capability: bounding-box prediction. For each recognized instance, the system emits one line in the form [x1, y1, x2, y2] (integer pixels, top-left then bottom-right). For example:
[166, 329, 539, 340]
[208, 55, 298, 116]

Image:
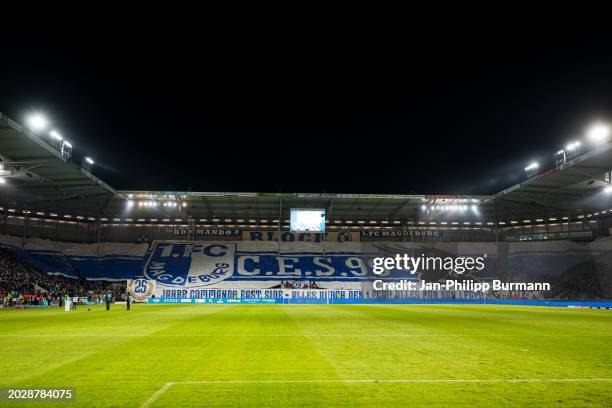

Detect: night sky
[1, 28, 611, 195]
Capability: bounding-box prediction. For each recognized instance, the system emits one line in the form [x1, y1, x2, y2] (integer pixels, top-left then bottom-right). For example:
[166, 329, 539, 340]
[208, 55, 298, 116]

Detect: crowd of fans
[280, 280, 319, 289]
[0, 248, 125, 307]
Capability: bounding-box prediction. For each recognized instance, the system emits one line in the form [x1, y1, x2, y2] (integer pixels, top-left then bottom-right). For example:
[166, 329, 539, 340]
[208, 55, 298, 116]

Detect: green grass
[0, 304, 611, 407]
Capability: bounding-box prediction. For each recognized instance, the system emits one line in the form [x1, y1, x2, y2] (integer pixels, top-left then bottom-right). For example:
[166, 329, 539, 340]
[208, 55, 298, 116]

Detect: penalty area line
[140, 378, 612, 407]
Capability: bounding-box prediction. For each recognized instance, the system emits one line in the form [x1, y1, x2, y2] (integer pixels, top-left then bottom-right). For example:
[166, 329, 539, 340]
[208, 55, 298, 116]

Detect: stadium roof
[1, 111, 612, 225]
[0, 113, 116, 216]
[492, 142, 612, 220]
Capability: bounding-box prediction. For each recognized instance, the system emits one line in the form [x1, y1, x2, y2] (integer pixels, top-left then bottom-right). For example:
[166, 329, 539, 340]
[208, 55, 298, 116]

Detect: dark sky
[1, 27, 611, 195]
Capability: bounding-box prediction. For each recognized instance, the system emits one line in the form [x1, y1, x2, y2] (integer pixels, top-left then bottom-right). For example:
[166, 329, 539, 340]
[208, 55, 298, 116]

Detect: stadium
[0, 110, 611, 407]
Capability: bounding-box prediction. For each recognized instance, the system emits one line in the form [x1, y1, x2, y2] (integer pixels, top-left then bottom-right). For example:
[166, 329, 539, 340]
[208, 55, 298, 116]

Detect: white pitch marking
[140, 378, 612, 407]
[140, 382, 176, 408]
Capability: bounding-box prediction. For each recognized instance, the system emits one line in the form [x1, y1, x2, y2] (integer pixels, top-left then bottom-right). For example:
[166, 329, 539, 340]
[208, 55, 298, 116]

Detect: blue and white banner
[140, 241, 379, 291]
[0, 234, 148, 281]
[3, 234, 612, 300]
[0, 244, 79, 279]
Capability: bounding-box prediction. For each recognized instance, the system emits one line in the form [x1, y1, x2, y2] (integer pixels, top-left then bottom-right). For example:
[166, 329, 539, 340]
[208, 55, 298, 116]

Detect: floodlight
[63, 141, 73, 148]
[421, 205, 426, 211]
[565, 141, 581, 151]
[524, 162, 539, 172]
[27, 113, 49, 131]
[127, 200, 134, 207]
[49, 130, 63, 141]
[0, 177, 5, 184]
[587, 123, 610, 143]
[85, 157, 94, 165]
[604, 186, 612, 194]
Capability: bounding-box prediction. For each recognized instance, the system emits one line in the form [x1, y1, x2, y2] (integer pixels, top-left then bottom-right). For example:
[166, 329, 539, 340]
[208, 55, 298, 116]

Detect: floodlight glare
[421, 205, 426, 211]
[85, 157, 94, 165]
[27, 113, 49, 131]
[127, 200, 134, 207]
[587, 123, 610, 143]
[0, 177, 5, 184]
[63, 141, 73, 148]
[524, 162, 539, 172]
[49, 130, 63, 141]
[604, 186, 612, 194]
[565, 141, 581, 151]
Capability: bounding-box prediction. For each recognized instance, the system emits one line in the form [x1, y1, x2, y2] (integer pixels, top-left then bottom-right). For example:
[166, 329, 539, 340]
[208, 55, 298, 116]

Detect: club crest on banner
[143, 242, 235, 288]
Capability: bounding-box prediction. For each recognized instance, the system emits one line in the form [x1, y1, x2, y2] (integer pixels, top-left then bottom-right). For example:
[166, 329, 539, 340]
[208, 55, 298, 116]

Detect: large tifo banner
[0, 234, 148, 280]
[130, 239, 612, 300]
[129, 240, 502, 299]
[2, 233, 612, 300]
[133, 241, 376, 298]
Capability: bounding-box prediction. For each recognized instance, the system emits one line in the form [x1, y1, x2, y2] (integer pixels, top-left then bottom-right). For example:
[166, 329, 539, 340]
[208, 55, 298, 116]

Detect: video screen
[290, 209, 326, 232]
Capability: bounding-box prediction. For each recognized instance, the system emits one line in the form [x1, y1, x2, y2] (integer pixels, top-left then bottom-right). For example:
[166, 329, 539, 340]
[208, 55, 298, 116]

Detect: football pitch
[0, 304, 611, 407]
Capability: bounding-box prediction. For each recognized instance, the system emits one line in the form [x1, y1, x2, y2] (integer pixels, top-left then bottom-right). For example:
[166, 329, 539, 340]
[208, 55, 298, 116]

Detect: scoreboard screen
[290, 209, 326, 232]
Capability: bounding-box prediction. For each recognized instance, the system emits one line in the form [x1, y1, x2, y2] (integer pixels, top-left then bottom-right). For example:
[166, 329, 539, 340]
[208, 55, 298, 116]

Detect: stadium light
[127, 200, 134, 207]
[82, 156, 94, 172]
[587, 123, 610, 143]
[565, 141, 581, 151]
[524, 162, 539, 172]
[421, 205, 427, 211]
[49, 130, 63, 141]
[26, 113, 49, 131]
[0, 177, 5, 184]
[604, 186, 612, 194]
